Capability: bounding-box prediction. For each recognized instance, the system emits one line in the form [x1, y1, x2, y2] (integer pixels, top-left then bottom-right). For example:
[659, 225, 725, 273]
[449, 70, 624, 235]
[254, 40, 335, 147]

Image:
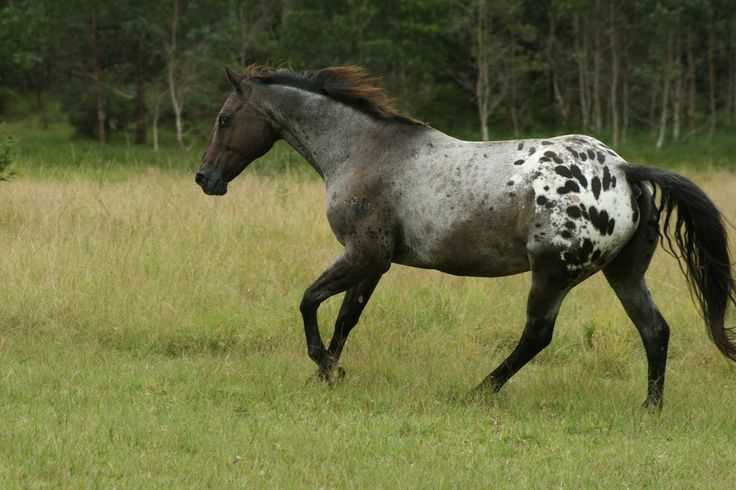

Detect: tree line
[1, 0, 735, 148]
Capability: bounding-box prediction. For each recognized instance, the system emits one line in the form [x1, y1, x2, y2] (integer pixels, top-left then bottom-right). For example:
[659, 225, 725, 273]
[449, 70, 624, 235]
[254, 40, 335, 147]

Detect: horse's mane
[239, 64, 427, 126]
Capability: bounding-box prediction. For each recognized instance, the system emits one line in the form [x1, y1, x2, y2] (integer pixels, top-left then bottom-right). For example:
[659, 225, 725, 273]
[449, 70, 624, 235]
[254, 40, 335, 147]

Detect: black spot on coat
[589, 206, 613, 235]
[569, 165, 588, 188]
[563, 238, 595, 267]
[557, 180, 580, 194]
[602, 166, 612, 191]
[536, 195, 548, 205]
[517, 142, 524, 151]
[591, 176, 601, 199]
[630, 192, 639, 222]
[514, 159, 525, 165]
[554, 165, 573, 178]
[596, 151, 605, 163]
[566, 206, 582, 219]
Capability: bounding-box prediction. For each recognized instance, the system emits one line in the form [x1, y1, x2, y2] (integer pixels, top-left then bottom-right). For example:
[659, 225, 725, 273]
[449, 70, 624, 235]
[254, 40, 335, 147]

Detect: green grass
[4, 121, 311, 180]
[1, 163, 736, 487]
[5, 119, 736, 183]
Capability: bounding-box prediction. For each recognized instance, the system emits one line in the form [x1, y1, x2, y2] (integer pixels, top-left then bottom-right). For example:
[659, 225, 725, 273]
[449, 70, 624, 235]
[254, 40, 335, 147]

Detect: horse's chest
[325, 187, 395, 249]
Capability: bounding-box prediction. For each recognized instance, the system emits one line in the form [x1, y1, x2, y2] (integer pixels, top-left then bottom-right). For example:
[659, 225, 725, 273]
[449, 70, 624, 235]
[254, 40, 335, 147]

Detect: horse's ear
[224, 66, 243, 94]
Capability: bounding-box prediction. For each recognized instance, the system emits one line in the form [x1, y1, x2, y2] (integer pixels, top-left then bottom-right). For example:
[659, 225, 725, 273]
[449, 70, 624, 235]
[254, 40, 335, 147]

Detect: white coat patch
[511, 135, 638, 272]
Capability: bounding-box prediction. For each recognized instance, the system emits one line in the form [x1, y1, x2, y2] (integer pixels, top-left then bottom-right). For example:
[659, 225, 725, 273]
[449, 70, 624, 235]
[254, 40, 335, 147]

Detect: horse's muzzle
[195, 172, 228, 196]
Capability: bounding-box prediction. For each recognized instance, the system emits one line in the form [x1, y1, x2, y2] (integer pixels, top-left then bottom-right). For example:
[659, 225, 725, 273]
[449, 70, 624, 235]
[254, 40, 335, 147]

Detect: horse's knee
[525, 318, 554, 350]
[536, 327, 554, 350]
[299, 289, 320, 316]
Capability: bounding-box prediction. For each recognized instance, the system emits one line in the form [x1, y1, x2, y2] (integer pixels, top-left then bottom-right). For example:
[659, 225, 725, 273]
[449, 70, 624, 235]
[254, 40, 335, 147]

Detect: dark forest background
[1, 0, 735, 152]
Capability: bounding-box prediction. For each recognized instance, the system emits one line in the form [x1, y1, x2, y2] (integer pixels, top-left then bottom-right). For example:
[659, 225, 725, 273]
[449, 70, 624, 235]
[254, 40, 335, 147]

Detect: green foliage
[0, 124, 17, 180]
[61, 84, 135, 139]
[3, 0, 734, 145]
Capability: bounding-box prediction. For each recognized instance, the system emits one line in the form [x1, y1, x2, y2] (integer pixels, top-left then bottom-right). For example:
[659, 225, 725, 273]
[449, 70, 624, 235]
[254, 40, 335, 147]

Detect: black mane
[240, 65, 426, 126]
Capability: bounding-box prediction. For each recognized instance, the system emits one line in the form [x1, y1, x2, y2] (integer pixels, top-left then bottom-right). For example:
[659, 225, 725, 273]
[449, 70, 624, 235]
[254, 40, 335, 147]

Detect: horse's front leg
[322, 274, 382, 381]
[300, 250, 388, 381]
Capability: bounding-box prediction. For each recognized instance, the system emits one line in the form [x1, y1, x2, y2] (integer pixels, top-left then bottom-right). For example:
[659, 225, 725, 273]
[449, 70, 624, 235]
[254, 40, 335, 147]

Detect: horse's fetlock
[307, 344, 325, 363]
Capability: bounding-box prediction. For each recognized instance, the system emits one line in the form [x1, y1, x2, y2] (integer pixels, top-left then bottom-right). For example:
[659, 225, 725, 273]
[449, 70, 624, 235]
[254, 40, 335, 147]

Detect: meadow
[1, 122, 736, 487]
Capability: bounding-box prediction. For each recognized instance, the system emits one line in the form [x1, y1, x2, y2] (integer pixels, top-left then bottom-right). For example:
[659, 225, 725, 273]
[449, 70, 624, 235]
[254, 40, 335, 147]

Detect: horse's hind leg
[603, 191, 670, 408]
[476, 251, 574, 393]
[604, 272, 670, 408]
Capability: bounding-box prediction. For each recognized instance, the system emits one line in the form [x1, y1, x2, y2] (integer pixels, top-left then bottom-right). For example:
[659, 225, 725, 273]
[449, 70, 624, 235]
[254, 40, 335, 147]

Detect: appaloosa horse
[196, 65, 736, 408]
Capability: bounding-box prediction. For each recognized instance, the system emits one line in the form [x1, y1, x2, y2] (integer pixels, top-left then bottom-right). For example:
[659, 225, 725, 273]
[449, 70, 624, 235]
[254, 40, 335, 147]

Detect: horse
[196, 65, 736, 408]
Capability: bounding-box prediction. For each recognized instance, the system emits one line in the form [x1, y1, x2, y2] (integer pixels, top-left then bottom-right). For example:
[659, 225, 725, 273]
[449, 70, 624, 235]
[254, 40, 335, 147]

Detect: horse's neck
[259, 86, 380, 179]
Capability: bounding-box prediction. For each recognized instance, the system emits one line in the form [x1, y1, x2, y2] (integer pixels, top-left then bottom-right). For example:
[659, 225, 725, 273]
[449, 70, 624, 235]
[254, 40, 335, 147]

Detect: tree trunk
[574, 14, 589, 130]
[91, 10, 105, 145]
[609, 2, 619, 147]
[732, 31, 736, 123]
[548, 12, 568, 120]
[707, 31, 717, 138]
[687, 33, 697, 134]
[592, 7, 603, 132]
[672, 36, 683, 142]
[732, 33, 736, 123]
[622, 67, 629, 141]
[474, 0, 491, 141]
[509, 48, 520, 135]
[168, 0, 184, 148]
[656, 29, 674, 149]
[133, 36, 147, 145]
[152, 100, 160, 153]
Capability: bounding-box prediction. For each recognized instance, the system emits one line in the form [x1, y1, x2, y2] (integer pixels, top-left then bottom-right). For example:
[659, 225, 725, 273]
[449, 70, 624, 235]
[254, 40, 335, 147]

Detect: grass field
[2, 123, 736, 486]
[2, 166, 736, 488]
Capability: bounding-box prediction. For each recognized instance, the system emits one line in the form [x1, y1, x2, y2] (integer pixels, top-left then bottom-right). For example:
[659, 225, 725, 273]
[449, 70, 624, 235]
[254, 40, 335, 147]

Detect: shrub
[0, 123, 16, 180]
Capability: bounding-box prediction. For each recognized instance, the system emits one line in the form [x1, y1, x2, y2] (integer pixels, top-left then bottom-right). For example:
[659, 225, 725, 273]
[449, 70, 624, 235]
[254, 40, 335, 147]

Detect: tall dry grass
[1, 169, 735, 487]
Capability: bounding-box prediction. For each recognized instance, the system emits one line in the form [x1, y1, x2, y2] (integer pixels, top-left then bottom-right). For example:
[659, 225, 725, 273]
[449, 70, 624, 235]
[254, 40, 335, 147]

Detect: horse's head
[196, 68, 278, 195]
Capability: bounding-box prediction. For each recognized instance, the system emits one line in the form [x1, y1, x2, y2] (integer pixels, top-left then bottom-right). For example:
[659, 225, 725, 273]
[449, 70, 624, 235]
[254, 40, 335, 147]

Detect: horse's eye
[219, 116, 230, 128]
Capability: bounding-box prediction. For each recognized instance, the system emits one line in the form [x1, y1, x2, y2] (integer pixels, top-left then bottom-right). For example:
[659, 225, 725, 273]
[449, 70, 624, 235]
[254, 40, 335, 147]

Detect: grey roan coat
[196, 66, 736, 409]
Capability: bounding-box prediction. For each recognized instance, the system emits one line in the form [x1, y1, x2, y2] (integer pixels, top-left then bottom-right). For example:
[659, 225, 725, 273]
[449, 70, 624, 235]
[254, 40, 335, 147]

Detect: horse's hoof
[641, 398, 663, 411]
[328, 366, 346, 386]
[467, 384, 494, 401]
[315, 365, 346, 386]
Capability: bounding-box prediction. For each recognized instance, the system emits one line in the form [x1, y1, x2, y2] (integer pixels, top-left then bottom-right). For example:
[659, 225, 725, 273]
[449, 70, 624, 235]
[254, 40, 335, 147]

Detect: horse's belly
[393, 207, 532, 277]
[393, 250, 530, 277]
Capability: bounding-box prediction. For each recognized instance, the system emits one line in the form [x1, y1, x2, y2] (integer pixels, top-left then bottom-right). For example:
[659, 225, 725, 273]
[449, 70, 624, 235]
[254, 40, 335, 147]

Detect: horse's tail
[623, 164, 736, 361]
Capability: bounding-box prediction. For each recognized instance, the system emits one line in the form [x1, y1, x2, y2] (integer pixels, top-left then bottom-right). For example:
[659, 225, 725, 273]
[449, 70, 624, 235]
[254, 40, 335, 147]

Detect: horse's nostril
[195, 172, 206, 185]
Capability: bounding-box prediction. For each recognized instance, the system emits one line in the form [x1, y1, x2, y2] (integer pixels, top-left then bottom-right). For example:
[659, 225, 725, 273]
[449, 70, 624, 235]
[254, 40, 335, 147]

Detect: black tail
[624, 164, 736, 361]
